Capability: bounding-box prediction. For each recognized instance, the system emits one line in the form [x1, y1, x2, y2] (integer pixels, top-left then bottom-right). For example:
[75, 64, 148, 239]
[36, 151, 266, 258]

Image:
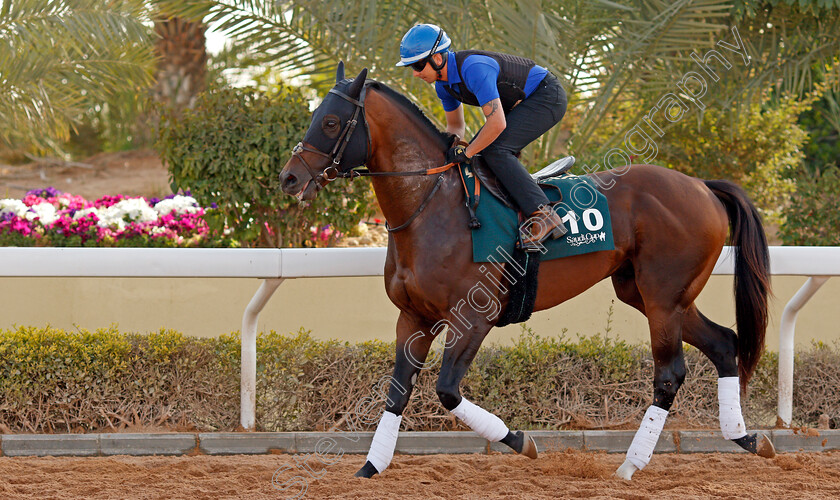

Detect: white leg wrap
[718, 376, 747, 440]
[450, 397, 509, 442]
[365, 410, 401, 473]
[625, 405, 668, 470]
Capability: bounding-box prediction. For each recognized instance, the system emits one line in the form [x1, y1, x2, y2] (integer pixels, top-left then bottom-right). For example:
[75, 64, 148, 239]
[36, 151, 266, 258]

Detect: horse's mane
[366, 80, 453, 150]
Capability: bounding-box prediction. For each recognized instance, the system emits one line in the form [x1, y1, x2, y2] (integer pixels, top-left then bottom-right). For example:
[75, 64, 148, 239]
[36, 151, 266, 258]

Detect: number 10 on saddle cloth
[461, 164, 615, 262]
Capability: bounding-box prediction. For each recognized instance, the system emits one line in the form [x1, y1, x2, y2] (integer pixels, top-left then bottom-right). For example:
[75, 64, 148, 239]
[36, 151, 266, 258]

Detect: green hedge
[1, 326, 837, 433]
[779, 167, 840, 245]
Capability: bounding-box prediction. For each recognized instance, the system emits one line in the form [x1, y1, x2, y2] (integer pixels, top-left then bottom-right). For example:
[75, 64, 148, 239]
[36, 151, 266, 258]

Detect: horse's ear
[347, 68, 368, 98]
[336, 61, 345, 83]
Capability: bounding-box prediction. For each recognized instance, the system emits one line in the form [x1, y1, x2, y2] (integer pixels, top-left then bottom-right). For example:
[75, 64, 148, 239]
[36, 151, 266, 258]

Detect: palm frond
[0, 0, 155, 151]
[153, 0, 840, 168]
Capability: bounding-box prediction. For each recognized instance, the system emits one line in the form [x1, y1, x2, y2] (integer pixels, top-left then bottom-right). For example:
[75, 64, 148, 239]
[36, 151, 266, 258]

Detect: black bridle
[289, 81, 459, 232]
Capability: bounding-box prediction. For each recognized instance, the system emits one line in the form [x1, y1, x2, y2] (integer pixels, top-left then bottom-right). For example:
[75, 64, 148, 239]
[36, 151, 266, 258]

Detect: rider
[396, 23, 568, 251]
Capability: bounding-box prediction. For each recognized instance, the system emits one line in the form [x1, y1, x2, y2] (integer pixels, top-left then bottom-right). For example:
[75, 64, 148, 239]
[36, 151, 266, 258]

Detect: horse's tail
[705, 180, 771, 391]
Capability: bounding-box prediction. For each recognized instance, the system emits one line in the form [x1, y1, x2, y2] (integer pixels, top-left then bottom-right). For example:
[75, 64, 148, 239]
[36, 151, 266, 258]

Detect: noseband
[290, 85, 371, 195]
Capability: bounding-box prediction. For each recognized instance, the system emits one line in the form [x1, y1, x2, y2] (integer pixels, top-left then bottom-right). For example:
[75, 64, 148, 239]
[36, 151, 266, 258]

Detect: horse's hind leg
[615, 305, 687, 480]
[682, 306, 775, 458]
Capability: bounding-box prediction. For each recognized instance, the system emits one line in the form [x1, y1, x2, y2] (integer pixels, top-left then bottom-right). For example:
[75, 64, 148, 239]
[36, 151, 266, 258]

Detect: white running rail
[1, 245, 837, 429]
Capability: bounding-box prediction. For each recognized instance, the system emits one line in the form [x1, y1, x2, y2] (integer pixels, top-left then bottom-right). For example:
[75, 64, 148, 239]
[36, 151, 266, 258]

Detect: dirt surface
[1, 450, 838, 499]
[0, 149, 171, 200]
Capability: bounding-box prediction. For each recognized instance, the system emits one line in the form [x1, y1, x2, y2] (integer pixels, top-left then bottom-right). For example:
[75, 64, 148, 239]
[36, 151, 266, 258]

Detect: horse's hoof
[520, 431, 538, 459]
[501, 430, 539, 458]
[756, 434, 776, 459]
[614, 459, 637, 480]
[733, 433, 776, 458]
[354, 461, 378, 478]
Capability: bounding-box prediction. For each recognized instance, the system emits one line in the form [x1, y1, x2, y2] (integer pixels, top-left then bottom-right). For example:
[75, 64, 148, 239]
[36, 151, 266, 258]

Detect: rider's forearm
[465, 116, 505, 157]
[465, 98, 506, 157]
[445, 107, 466, 141]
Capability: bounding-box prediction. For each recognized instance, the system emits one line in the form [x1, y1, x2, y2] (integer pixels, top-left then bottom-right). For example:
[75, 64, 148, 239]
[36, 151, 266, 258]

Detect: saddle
[461, 155, 576, 328]
[469, 155, 576, 210]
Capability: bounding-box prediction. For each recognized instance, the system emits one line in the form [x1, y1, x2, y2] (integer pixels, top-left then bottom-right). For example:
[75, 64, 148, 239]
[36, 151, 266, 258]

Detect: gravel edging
[1, 430, 838, 457]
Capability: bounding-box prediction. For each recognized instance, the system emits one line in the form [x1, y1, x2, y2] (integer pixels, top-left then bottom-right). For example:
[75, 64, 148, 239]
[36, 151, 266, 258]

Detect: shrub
[0, 326, 239, 433]
[657, 91, 813, 224]
[778, 167, 840, 245]
[157, 83, 375, 247]
[1, 326, 837, 433]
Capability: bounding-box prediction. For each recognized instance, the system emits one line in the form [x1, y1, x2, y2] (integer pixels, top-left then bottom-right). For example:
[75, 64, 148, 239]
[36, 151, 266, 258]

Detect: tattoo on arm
[482, 100, 500, 118]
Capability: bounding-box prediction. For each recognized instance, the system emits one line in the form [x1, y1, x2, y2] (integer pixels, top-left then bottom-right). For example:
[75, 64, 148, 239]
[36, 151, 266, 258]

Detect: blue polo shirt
[435, 51, 548, 112]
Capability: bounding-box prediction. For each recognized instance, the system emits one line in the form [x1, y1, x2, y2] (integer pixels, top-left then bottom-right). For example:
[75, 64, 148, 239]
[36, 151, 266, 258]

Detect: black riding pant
[479, 72, 567, 215]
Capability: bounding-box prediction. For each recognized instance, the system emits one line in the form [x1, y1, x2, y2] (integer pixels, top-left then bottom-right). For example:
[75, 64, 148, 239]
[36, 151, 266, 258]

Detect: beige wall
[1, 275, 838, 349]
[0, 276, 840, 350]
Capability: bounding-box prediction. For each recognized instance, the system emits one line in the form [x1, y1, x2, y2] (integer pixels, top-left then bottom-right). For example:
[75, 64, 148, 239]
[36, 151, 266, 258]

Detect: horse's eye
[322, 115, 341, 138]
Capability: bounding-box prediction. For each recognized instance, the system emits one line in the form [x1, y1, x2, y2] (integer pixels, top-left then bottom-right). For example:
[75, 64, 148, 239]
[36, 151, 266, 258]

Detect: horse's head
[280, 62, 370, 201]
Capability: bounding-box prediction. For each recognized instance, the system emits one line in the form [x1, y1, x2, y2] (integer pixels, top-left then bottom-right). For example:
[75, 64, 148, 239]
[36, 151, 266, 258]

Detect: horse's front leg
[355, 312, 435, 478]
[436, 320, 538, 459]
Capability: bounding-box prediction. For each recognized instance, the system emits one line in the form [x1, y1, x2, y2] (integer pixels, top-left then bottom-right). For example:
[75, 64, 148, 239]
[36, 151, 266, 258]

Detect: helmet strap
[427, 28, 445, 78]
[430, 51, 446, 80]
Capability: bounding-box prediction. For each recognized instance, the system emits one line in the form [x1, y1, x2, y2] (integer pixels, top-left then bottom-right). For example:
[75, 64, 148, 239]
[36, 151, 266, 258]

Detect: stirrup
[520, 225, 566, 252]
[519, 207, 566, 252]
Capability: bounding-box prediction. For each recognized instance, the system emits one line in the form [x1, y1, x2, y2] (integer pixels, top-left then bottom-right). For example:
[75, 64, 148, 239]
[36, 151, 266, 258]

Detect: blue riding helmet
[396, 24, 451, 66]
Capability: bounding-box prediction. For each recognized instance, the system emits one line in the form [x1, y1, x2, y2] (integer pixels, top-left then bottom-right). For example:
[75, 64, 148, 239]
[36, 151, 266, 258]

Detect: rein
[290, 83, 460, 233]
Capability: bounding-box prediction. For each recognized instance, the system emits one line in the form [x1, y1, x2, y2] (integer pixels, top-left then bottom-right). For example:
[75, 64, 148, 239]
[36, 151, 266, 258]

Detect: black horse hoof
[733, 433, 776, 458]
[756, 434, 776, 458]
[520, 431, 538, 459]
[354, 460, 378, 478]
[501, 430, 539, 459]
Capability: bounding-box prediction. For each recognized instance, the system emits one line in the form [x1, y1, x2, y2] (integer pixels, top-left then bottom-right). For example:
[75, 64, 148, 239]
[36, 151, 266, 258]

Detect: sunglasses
[410, 59, 428, 72]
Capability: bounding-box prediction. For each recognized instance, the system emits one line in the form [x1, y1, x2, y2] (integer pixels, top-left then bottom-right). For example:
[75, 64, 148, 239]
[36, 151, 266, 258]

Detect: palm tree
[0, 0, 156, 153]
[159, 0, 840, 168]
[151, 14, 208, 114]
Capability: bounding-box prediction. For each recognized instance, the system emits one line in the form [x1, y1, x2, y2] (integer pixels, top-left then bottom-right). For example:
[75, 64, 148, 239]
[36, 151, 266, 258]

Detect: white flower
[25, 202, 58, 226]
[97, 198, 158, 229]
[73, 208, 98, 220]
[0, 199, 29, 218]
[154, 195, 200, 216]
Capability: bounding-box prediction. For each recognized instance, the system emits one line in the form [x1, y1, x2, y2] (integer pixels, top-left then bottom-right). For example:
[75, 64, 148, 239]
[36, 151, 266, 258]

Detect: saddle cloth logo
[567, 231, 608, 247]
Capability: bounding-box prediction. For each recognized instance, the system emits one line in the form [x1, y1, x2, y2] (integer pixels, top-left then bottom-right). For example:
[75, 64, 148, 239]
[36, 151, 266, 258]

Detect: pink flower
[94, 195, 126, 208]
[22, 195, 47, 207]
[50, 194, 90, 210]
[10, 217, 32, 236]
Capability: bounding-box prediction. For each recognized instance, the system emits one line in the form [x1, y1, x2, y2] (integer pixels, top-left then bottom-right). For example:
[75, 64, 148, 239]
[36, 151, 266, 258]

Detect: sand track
[1, 450, 839, 499]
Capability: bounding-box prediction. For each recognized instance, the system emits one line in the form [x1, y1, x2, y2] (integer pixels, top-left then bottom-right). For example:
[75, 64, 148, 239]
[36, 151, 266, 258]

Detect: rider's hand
[446, 144, 471, 164]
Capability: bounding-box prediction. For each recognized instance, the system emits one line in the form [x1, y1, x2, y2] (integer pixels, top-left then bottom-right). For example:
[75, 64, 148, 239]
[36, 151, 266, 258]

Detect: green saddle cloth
[462, 164, 615, 262]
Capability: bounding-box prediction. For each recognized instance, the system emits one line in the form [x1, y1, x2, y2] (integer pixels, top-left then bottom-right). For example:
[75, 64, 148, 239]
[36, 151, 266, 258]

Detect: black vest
[443, 50, 536, 113]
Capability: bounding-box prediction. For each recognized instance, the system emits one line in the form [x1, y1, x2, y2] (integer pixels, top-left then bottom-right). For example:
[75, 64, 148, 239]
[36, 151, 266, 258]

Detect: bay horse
[279, 64, 775, 480]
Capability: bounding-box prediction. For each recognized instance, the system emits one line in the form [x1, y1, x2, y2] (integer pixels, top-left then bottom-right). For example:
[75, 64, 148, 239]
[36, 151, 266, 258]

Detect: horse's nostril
[281, 172, 298, 190]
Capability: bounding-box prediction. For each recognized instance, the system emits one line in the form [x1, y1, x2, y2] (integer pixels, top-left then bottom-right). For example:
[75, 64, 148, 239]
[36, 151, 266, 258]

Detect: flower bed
[0, 188, 235, 247]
